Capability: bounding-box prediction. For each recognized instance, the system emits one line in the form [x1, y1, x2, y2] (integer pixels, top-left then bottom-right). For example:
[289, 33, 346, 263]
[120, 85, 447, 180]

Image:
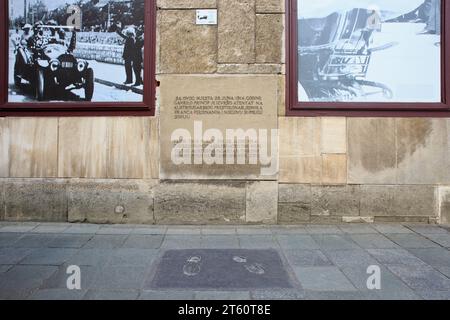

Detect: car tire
[36, 68, 46, 101]
[14, 60, 21, 87]
[84, 68, 94, 101]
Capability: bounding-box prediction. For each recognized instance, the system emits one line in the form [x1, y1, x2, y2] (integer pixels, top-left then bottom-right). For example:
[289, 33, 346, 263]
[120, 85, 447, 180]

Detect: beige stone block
[322, 154, 347, 185]
[0, 118, 9, 178]
[246, 181, 278, 223]
[277, 75, 285, 116]
[439, 186, 450, 224]
[278, 203, 311, 224]
[256, 0, 285, 12]
[279, 156, 322, 184]
[279, 117, 321, 157]
[342, 216, 374, 223]
[321, 117, 346, 154]
[159, 10, 217, 73]
[256, 14, 283, 63]
[311, 185, 360, 217]
[157, 0, 217, 8]
[107, 117, 159, 179]
[396, 118, 450, 184]
[58, 118, 108, 178]
[68, 179, 157, 224]
[348, 118, 397, 184]
[154, 181, 246, 224]
[217, 64, 282, 74]
[9, 118, 58, 178]
[218, 0, 255, 63]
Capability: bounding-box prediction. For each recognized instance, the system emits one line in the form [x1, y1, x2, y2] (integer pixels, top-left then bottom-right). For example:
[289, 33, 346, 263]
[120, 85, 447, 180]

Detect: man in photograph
[116, 24, 136, 85]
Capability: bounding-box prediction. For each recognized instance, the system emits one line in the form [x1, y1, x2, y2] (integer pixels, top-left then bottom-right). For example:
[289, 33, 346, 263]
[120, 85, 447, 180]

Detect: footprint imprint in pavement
[233, 256, 265, 275]
[183, 256, 202, 277]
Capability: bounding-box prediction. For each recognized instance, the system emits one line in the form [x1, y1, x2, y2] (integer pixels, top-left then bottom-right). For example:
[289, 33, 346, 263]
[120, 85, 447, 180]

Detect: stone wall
[1, 0, 449, 225]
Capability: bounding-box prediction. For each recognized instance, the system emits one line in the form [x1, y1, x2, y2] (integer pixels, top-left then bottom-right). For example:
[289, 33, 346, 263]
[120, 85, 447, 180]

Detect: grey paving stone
[375, 290, 423, 300]
[408, 248, 450, 269]
[275, 235, 319, 250]
[84, 289, 140, 300]
[20, 248, 78, 266]
[417, 290, 450, 300]
[139, 290, 195, 300]
[32, 225, 70, 234]
[251, 289, 306, 300]
[305, 291, 379, 300]
[338, 225, 378, 234]
[293, 267, 356, 291]
[121, 235, 164, 249]
[236, 227, 272, 235]
[325, 250, 379, 267]
[0, 247, 32, 264]
[373, 224, 414, 234]
[311, 234, 361, 250]
[283, 250, 333, 267]
[0, 233, 23, 247]
[384, 234, 440, 249]
[108, 249, 158, 267]
[161, 235, 202, 249]
[93, 266, 148, 290]
[167, 227, 202, 235]
[238, 235, 279, 249]
[48, 234, 93, 249]
[200, 236, 240, 249]
[368, 249, 429, 267]
[405, 225, 449, 235]
[387, 265, 450, 291]
[28, 288, 87, 300]
[66, 248, 114, 266]
[131, 227, 167, 235]
[269, 226, 309, 235]
[0, 265, 13, 273]
[194, 291, 251, 300]
[421, 233, 450, 248]
[307, 225, 343, 234]
[41, 264, 99, 290]
[83, 235, 128, 249]
[0, 265, 58, 299]
[96, 227, 134, 235]
[13, 234, 56, 248]
[201, 227, 237, 235]
[349, 234, 400, 249]
[63, 224, 101, 234]
[0, 224, 39, 233]
[435, 266, 450, 278]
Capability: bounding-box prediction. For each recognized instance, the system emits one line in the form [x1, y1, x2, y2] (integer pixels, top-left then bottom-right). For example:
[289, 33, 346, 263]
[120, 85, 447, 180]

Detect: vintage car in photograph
[13, 27, 94, 102]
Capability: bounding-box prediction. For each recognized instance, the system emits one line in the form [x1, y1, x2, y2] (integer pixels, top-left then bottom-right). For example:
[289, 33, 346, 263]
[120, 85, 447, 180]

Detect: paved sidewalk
[0, 222, 449, 300]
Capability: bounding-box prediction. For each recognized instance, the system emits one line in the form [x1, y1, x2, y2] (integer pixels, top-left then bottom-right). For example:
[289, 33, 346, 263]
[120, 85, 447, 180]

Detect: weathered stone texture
[0, 118, 9, 178]
[321, 117, 346, 154]
[158, 0, 217, 8]
[58, 118, 108, 178]
[321, 154, 347, 185]
[311, 185, 360, 217]
[256, 14, 283, 63]
[68, 179, 157, 224]
[218, 0, 256, 63]
[217, 64, 282, 74]
[348, 118, 397, 184]
[154, 181, 246, 224]
[4, 179, 68, 222]
[256, 0, 284, 12]
[159, 10, 217, 73]
[278, 184, 311, 224]
[439, 187, 450, 224]
[246, 181, 278, 223]
[9, 118, 58, 178]
[277, 75, 285, 116]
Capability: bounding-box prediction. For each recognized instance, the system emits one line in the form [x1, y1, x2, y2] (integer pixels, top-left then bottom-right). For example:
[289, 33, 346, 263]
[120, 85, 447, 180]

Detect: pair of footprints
[183, 256, 266, 277]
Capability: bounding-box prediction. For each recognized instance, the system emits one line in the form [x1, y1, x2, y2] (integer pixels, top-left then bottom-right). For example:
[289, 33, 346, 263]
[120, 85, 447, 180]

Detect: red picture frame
[0, 0, 156, 116]
[286, 0, 450, 117]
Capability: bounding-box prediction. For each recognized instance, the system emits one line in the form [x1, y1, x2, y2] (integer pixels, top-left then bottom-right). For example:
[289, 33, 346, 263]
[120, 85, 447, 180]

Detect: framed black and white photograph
[0, 0, 156, 115]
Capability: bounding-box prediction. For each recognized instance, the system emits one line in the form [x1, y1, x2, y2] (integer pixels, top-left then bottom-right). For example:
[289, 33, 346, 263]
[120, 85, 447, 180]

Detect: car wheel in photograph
[14, 63, 21, 87]
[84, 68, 94, 101]
[36, 68, 46, 101]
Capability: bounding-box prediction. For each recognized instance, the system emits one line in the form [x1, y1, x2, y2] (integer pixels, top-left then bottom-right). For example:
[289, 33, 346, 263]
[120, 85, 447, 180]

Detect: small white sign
[196, 9, 218, 25]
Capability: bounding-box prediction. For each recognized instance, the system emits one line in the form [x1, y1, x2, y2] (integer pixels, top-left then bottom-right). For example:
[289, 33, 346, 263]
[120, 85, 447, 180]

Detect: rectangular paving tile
[269, 226, 309, 235]
[338, 225, 378, 234]
[387, 265, 450, 291]
[167, 227, 202, 235]
[96, 227, 134, 235]
[368, 249, 428, 267]
[200, 236, 240, 249]
[148, 249, 293, 290]
[48, 234, 93, 249]
[13, 234, 56, 248]
[373, 224, 414, 234]
[384, 234, 440, 249]
[83, 235, 128, 249]
[294, 267, 356, 291]
[28, 288, 87, 300]
[160, 235, 202, 249]
[275, 235, 319, 250]
[311, 234, 361, 250]
[0, 233, 23, 247]
[0, 265, 13, 273]
[0, 225, 39, 233]
[325, 250, 379, 267]
[417, 290, 450, 300]
[63, 224, 101, 234]
[20, 248, 78, 266]
[238, 236, 279, 249]
[194, 291, 251, 300]
[131, 227, 167, 235]
[408, 248, 450, 269]
[84, 289, 139, 300]
[66, 249, 114, 266]
[121, 235, 164, 249]
[405, 225, 449, 235]
[236, 227, 272, 235]
[201, 227, 237, 235]
[349, 234, 399, 249]
[283, 250, 333, 267]
[32, 225, 70, 234]
[307, 225, 343, 234]
[93, 266, 148, 290]
[138, 290, 195, 300]
[421, 233, 450, 248]
[108, 249, 158, 267]
[0, 248, 32, 264]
